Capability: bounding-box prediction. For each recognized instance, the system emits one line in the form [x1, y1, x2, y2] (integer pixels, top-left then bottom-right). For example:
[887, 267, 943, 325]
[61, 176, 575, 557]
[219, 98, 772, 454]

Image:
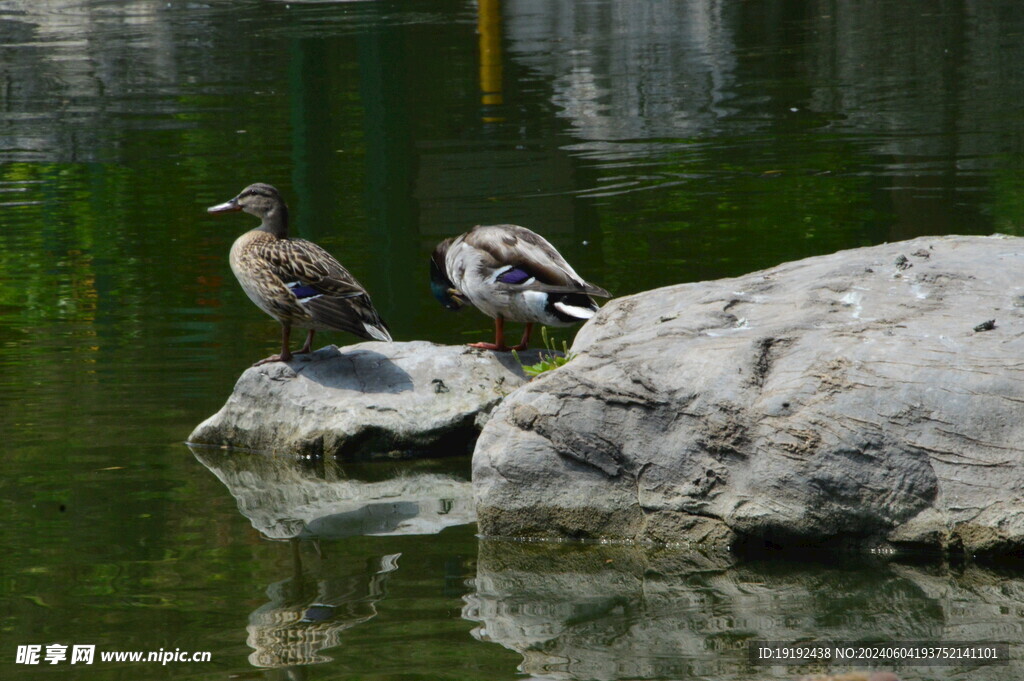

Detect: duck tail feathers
[303, 294, 392, 342]
[552, 300, 597, 321]
[363, 322, 393, 342]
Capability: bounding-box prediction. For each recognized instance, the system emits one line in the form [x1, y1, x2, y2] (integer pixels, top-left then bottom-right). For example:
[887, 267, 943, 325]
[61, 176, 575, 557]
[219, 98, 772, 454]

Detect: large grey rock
[474, 235, 1024, 555]
[189, 341, 541, 458]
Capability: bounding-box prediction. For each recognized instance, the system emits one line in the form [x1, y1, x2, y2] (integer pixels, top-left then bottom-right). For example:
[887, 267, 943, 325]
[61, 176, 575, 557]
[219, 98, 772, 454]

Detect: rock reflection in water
[189, 444, 475, 540]
[191, 445, 477, 671]
[464, 541, 1024, 680]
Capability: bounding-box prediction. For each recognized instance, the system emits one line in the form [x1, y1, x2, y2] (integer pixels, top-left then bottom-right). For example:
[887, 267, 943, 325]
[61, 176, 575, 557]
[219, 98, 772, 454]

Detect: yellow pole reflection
[478, 0, 504, 122]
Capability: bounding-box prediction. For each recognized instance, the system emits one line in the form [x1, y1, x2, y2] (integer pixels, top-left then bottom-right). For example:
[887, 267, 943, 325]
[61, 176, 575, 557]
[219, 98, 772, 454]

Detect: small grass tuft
[512, 327, 575, 377]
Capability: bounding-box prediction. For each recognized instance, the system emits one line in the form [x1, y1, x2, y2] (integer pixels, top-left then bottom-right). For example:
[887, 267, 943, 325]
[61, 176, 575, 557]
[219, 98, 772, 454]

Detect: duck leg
[511, 323, 534, 352]
[298, 329, 315, 355]
[254, 322, 294, 366]
[469, 316, 509, 351]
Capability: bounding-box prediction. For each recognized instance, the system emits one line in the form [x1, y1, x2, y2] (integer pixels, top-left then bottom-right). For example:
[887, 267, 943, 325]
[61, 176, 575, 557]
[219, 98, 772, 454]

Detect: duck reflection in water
[247, 540, 400, 669]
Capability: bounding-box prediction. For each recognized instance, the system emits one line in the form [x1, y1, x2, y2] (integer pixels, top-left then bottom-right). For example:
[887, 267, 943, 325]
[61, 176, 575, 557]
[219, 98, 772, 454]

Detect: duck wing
[462, 224, 610, 297]
[258, 237, 392, 341]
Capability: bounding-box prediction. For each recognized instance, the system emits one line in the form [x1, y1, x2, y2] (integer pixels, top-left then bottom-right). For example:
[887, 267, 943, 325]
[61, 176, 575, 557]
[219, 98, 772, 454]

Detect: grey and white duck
[208, 183, 391, 366]
[430, 224, 610, 351]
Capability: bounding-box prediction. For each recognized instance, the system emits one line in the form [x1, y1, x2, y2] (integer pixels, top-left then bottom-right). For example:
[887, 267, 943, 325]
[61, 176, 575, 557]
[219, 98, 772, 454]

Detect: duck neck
[258, 204, 289, 239]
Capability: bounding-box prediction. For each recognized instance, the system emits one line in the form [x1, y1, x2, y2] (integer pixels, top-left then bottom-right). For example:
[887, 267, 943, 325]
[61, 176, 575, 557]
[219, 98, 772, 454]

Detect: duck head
[430, 239, 467, 311]
[208, 183, 289, 235]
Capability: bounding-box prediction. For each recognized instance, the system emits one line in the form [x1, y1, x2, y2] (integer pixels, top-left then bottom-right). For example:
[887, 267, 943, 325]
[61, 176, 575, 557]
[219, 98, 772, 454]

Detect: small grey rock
[189, 341, 546, 459]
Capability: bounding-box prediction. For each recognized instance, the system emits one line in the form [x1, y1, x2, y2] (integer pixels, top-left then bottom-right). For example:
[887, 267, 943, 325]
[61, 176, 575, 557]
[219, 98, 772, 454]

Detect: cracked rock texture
[473, 235, 1024, 555]
[189, 341, 539, 458]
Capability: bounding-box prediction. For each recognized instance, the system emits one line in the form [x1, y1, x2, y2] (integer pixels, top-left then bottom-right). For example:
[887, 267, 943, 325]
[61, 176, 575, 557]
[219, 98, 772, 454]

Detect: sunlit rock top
[189, 340, 542, 459]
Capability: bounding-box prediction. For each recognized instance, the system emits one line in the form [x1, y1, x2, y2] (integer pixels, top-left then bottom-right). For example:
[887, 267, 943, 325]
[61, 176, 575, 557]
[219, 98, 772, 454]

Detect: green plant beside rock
[512, 327, 573, 377]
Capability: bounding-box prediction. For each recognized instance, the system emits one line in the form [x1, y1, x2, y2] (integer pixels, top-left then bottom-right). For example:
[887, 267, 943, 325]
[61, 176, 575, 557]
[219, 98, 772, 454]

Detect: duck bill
[448, 288, 468, 309]
[207, 198, 241, 214]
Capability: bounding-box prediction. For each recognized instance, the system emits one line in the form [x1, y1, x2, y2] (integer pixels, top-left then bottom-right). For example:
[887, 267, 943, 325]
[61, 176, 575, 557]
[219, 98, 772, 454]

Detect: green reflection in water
[3, 0, 1024, 679]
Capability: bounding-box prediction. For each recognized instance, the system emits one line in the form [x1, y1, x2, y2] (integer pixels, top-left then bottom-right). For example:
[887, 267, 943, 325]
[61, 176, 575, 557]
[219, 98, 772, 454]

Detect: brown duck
[208, 183, 391, 366]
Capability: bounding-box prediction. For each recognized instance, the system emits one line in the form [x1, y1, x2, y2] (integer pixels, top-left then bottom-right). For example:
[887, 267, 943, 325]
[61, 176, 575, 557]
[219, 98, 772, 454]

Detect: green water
[3, 1, 1024, 679]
